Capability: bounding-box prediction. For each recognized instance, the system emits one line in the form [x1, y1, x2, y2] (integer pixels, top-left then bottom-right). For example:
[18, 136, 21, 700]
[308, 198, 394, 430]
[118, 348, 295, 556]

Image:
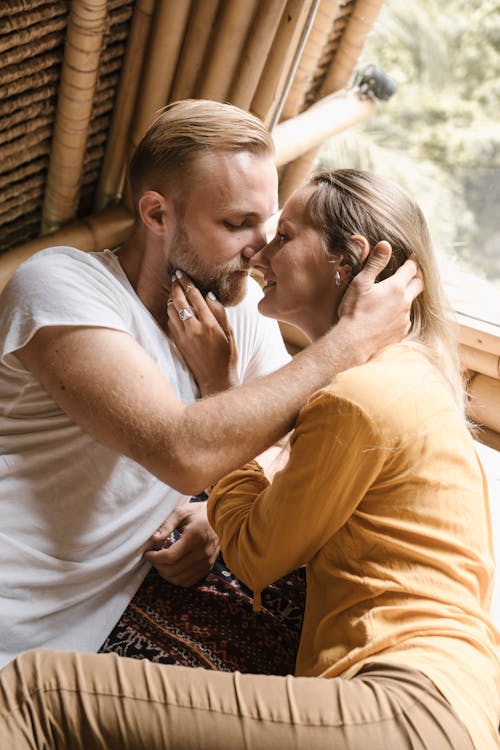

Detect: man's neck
[116, 230, 171, 331]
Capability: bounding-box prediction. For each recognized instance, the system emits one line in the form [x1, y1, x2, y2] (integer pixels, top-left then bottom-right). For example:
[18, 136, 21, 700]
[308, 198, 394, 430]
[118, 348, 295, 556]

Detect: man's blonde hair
[128, 99, 274, 208]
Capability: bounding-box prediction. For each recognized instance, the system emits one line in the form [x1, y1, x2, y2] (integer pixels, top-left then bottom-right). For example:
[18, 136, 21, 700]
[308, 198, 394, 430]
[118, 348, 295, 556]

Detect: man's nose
[249, 242, 270, 271]
[241, 236, 266, 260]
[241, 226, 267, 260]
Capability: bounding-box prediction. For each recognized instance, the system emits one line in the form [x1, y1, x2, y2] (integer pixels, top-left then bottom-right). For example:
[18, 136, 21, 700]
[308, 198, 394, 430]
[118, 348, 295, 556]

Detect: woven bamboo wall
[0, 0, 134, 252]
[0, 0, 68, 250]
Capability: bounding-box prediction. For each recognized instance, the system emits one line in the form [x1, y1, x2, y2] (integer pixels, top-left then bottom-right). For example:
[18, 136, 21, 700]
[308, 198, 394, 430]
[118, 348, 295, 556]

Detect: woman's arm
[207, 392, 387, 594]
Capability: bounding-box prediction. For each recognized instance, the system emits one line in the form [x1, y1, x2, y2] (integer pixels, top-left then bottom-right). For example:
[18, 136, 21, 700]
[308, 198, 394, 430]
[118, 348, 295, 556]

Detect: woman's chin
[257, 295, 280, 321]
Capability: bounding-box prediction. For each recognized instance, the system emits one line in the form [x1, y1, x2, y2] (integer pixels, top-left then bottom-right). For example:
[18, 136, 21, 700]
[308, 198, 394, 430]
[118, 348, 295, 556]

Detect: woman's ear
[329, 253, 352, 287]
[350, 234, 370, 264]
[138, 191, 172, 236]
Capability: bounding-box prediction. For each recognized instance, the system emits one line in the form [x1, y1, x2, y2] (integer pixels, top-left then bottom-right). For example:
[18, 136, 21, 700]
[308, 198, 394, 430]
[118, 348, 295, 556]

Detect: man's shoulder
[0, 246, 126, 324]
[21, 245, 104, 271]
[5, 247, 117, 297]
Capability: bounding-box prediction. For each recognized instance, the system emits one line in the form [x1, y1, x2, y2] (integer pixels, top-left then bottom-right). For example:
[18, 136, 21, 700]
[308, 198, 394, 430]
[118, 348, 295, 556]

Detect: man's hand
[145, 502, 219, 586]
[338, 241, 423, 357]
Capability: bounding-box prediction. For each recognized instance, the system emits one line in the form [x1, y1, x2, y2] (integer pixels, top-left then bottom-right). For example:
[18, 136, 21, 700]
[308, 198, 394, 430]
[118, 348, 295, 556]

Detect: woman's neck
[295, 305, 339, 343]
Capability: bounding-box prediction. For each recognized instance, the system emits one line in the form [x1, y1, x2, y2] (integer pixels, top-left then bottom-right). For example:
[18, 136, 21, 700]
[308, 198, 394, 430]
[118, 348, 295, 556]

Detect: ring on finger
[185, 283, 194, 293]
[178, 307, 194, 321]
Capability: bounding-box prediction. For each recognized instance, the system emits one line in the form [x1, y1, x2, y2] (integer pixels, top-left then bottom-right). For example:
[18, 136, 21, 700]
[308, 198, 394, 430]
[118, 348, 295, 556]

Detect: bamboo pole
[94, 0, 156, 211]
[268, 0, 322, 131]
[122, 0, 191, 212]
[228, 0, 287, 110]
[0, 205, 134, 294]
[460, 345, 500, 380]
[196, 0, 258, 102]
[468, 373, 500, 434]
[250, 0, 317, 126]
[269, 0, 321, 130]
[42, 0, 108, 233]
[278, 0, 384, 201]
[170, 0, 220, 101]
[273, 89, 375, 166]
[278, 144, 318, 203]
[280, 0, 340, 120]
[128, 0, 191, 153]
[320, 0, 384, 96]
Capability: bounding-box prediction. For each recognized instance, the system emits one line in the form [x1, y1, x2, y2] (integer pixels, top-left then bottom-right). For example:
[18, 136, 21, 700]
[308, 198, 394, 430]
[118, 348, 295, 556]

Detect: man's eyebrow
[219, 208, 262, 216]
[219, 203, 279, 217]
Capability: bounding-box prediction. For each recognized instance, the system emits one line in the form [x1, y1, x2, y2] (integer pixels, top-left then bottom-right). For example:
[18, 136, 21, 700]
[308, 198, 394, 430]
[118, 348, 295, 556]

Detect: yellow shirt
[208, 344, 500, 750]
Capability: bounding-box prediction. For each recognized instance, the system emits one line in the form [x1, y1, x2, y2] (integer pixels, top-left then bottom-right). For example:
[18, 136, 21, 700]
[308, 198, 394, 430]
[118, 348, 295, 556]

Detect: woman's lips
[263, 279, 276, 292]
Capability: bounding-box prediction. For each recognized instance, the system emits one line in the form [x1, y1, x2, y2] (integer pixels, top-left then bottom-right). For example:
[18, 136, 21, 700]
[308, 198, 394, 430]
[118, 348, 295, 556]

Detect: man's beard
[169, 223, 249, 306]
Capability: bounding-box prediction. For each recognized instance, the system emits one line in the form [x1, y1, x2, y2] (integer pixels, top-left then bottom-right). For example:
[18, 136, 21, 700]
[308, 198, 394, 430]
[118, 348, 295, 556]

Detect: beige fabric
[0, 650, 475, 749]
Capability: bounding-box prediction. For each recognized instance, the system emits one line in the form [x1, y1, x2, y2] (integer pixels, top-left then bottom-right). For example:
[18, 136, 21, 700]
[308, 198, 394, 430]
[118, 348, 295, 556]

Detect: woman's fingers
[170, 273, 196, 322]
[173, 270, 215, 326]
[167, 271, 240, 396]
[205, 291, 234, 341]
[166, 289, 192, 343]
[171, 270, 235, 344]
[354, 240, 392, 290]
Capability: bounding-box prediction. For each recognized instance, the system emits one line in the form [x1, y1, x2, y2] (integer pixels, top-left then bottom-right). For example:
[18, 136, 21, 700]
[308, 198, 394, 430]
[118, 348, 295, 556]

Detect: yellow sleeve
[207, 390, 387, 595]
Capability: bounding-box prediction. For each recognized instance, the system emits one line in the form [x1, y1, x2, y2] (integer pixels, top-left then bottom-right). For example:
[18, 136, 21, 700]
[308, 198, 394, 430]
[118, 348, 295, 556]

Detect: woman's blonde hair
[128, 99, 274, 208]
[307, 169, 465, 415]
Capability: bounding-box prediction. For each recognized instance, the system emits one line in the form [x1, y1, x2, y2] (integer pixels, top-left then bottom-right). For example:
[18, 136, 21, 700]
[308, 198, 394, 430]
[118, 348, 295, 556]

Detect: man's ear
[350, 234, 370, 264]
[138, 191, 172, 236]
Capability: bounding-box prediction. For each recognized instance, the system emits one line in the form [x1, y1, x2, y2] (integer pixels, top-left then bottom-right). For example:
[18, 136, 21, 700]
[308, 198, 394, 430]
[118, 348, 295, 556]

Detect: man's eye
[224, 220, 243, 230]
[277, 232, 287, 246]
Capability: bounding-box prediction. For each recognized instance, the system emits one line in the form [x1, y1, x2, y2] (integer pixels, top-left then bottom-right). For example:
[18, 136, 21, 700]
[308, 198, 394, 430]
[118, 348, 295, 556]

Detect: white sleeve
[227, 277, 291, 384]
[0, 247, 131, 370]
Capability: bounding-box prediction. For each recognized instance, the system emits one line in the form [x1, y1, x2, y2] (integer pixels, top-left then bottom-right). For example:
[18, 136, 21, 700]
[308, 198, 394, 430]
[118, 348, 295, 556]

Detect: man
[0, 100, 421, 668]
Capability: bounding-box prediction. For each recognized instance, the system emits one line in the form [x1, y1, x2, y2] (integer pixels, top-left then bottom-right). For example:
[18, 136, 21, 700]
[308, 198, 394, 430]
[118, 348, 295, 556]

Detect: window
[318, 0, 500, 326]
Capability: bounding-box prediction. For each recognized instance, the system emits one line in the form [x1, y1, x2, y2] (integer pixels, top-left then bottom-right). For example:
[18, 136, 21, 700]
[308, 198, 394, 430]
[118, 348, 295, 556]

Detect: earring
[335, 270, 341, 286]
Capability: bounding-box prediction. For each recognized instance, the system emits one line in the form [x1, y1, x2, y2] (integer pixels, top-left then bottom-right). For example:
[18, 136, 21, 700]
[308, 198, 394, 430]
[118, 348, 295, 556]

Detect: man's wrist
[327, 317, 373, 369]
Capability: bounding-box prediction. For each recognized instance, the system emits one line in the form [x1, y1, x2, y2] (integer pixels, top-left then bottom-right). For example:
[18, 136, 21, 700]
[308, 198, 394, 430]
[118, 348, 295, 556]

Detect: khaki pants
[0, 650, 474, 749]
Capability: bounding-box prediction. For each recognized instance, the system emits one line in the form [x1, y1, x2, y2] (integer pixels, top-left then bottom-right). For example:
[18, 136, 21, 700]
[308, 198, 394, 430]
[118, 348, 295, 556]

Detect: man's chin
[169, 265, 248, 307]
[213, 273, 248, 307]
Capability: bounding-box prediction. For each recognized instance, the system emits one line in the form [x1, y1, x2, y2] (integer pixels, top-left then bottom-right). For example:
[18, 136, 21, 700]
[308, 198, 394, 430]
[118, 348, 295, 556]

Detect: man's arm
[16, 244, 421, 496]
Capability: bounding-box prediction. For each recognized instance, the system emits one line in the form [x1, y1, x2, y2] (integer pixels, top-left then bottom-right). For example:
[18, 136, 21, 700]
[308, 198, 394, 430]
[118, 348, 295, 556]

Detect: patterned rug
[99, 540, 305, 675]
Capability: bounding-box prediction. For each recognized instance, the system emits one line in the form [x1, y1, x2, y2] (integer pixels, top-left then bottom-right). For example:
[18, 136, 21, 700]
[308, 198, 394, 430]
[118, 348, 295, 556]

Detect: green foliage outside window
[318, 0, 500, 301]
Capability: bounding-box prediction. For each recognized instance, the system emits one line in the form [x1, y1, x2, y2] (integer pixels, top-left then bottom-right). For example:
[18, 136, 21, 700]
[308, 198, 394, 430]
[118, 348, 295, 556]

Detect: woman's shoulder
[333, 343, 431, 389]
[319, 344, 458, 433]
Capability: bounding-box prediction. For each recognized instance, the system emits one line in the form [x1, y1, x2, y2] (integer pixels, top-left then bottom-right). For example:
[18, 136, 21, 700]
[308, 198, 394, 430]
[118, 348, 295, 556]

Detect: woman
[0, 170, 498, 749]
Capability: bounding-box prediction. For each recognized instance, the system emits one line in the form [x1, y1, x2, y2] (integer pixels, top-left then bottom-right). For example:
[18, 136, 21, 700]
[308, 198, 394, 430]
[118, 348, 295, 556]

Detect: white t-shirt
[0, 246, 290, 667]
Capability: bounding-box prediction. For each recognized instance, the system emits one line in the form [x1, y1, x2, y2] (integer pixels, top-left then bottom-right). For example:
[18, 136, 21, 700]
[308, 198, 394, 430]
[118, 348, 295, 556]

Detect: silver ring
[185, 284, 194, 293]
[178, 307, 194, 321]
